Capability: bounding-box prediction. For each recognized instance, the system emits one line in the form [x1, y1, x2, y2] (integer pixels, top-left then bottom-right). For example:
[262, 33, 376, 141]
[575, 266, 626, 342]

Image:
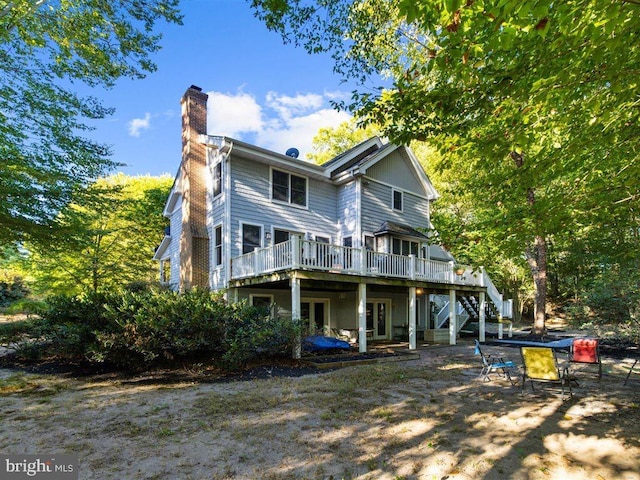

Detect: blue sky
[87, 0, 359, 177]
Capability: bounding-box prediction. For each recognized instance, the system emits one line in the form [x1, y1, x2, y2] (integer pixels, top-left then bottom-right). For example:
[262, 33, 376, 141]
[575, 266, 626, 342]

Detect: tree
[308, 118, 381, 164]
[0, 0, 181, 245]
[251, 0, 640, 333]
[26, 174, 172, 295]
[310, 120, 534, 322]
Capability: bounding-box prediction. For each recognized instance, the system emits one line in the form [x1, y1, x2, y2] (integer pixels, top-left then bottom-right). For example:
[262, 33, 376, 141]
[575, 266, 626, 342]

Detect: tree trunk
[510, 150, 547, 334]
[526, 235, 547, 334]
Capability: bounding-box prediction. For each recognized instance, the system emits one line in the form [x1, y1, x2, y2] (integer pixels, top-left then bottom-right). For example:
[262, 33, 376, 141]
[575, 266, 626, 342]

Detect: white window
[160, 258, 171, 284]
[250, 294, 274, 308]
[392, 238, 419, 256]
[392, 189, 403, 211]
[214, 225, 222, 266]
[213, 161, 222, 197]
[272, 169, 307, 207]
[242, 223, 262, 254]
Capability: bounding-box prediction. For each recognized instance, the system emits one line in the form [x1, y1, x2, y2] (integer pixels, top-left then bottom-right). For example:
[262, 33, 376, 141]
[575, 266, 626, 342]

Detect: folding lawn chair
[474, 340, 516, 385]
[521, 346, 572, 399]
[569, 338, 602, 382]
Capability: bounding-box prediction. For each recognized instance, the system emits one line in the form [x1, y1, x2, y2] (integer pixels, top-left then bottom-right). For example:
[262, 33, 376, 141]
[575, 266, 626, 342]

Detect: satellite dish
[285, 147, 299, 158]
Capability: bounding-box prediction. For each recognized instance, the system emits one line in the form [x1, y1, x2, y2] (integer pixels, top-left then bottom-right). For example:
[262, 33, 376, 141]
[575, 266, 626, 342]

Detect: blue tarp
[302, 335, 352, 352]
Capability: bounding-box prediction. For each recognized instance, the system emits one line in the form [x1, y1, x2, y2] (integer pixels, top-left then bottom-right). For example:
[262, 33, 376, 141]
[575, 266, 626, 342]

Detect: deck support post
[291, 276, 301, 359]
[479, 291, 486, 343]
[358, 283, 367, 353]
[409, 287, 417, 350]
[449, 289, 457, 345]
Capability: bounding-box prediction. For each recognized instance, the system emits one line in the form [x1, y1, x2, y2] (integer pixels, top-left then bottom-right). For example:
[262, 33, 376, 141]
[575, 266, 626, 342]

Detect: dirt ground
[1, 338, 639, 480]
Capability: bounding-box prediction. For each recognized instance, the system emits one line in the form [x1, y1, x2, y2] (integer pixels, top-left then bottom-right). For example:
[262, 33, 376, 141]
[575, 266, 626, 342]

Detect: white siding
[361, 180, 431, 234]
[229, 155, 338, 258]
[366, 150, 426, 196]
[337, 181, 357, 242]
[168, 195, 182, 290]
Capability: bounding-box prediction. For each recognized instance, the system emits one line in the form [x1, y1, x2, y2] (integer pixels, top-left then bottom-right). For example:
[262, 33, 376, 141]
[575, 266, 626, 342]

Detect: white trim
[239, 221, 264, 255]
[269, 166, 309, 210]
[153, 235, 172, 260]
[392, 188, 404, 212]
[213, 223, 223, 268]
[366, 298, 392, 340]
[364, 175, 432, 203]
[301, 297, 331, 333]
[323, 136, 384, 174]
[249, 293, 274, 306]
[163, 187, 182, 216]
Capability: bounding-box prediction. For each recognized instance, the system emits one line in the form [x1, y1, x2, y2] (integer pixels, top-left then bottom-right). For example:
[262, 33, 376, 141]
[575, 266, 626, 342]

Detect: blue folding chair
[475, 340, 517, 385]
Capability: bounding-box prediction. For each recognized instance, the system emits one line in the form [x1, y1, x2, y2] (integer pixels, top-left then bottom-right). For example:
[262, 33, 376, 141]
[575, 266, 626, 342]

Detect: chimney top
[189, 85, 202, 92]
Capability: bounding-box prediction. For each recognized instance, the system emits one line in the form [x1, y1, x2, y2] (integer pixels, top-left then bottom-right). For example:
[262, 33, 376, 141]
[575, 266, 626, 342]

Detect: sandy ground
[0, 339, 638, 480]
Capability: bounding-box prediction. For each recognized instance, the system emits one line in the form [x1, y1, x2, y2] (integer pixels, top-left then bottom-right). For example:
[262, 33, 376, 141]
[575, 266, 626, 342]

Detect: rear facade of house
[154, 86, 513, 352]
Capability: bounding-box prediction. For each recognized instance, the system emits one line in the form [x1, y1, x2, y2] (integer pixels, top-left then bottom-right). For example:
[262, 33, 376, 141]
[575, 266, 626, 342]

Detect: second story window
[272, 169, 307, 207]
[213, 162, 222, 197]
[242, 223, 262, 254]
[214, 225, 222, 266]
[392, 189, 403, 211]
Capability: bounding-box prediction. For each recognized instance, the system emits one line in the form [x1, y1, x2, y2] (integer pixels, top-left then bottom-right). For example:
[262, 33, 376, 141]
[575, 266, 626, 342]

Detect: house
[154, 86, 513, 353]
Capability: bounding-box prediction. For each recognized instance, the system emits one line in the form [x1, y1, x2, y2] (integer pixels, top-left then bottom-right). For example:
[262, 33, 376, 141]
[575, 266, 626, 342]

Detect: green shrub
[0, 274, 29, 307]
[0, 317, 39, 346]
[220, 305, 302, 370]
[24, 287, 302, 371]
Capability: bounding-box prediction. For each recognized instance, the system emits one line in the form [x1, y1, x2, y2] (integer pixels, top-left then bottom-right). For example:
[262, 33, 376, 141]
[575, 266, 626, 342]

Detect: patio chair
[474, 340, 516, 385]
[569, 338, 602, 382]
[521, 346, 572, 399]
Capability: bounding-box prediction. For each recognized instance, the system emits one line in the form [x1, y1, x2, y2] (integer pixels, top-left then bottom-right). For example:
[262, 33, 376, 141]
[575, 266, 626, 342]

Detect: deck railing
[232, 238, 479, 285]
[230, 237, 512, 318]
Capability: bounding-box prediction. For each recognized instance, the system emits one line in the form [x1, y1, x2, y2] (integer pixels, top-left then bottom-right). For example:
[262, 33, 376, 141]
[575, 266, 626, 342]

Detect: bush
[0, 274, 29, 307]
[26, 287, 302, 371]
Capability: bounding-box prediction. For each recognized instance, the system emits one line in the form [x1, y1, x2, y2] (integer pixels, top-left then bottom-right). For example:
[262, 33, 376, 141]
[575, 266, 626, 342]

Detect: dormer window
[392, 189, 403, 211]
[272, 169, 307, 207]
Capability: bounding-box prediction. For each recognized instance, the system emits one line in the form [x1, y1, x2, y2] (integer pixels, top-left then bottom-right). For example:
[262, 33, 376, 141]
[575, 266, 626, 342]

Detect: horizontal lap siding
[229, 156, 338, 258]
[361, 180, 431, 235]
[168, 199, 182, 290]
[337, 181, 357, 240]
[366, 151, 425, 195]
[362, 151, 431, 234]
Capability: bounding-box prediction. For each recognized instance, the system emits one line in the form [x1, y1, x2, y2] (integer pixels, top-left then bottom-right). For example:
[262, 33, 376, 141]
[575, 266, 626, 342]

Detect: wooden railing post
[409, 254, 416, 280]
[253, 247, 260, 275]
[291, 236, 300, 268]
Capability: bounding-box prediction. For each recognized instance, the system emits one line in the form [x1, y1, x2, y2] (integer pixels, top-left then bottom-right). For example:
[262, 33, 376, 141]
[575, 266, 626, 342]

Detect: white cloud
[206, 91, 263, 137]
[205, 89, 351, 160]
[128, 112, 152, 137]
[257, 108, 350, 158]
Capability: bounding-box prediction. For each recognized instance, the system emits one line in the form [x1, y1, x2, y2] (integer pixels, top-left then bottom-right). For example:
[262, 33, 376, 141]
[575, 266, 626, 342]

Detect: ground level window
[250, 295, 273, 308]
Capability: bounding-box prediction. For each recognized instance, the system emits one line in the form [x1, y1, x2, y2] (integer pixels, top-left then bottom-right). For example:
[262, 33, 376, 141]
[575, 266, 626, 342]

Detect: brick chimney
[179, 85, 210, 290]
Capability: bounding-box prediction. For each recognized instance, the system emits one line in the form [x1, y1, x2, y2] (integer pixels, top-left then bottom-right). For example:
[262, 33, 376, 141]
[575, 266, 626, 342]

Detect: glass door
[366, 300, 390, 340]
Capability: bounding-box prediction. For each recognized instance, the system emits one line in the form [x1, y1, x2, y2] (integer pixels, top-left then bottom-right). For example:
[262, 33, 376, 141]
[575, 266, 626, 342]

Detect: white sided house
[154, 86, 513, 352]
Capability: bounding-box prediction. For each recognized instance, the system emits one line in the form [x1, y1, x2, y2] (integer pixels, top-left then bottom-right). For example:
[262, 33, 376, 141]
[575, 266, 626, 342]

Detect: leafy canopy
[26, 174, 172, 295]
[0, 0, 181, 244]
